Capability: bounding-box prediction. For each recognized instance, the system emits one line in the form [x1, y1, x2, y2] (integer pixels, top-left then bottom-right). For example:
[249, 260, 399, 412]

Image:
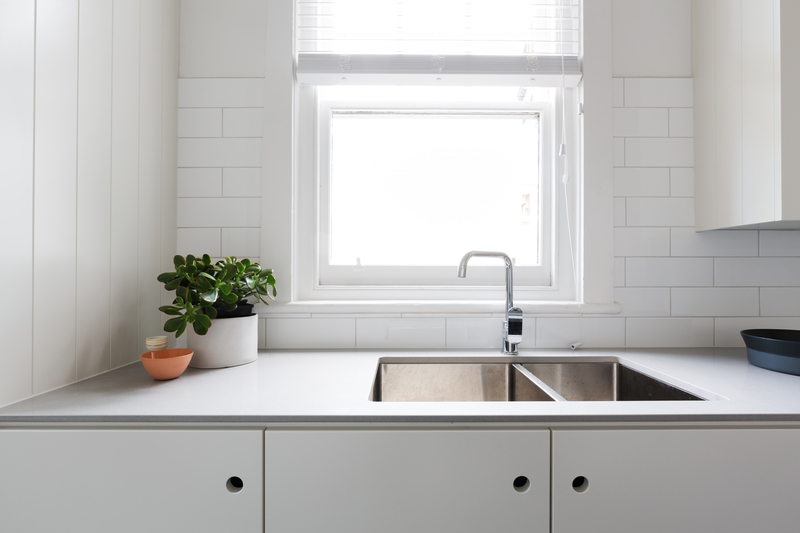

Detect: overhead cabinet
[693, 0, 800, 230]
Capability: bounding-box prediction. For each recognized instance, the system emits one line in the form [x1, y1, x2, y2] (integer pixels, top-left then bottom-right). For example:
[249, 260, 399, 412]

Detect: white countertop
[1, 348, 800, 423]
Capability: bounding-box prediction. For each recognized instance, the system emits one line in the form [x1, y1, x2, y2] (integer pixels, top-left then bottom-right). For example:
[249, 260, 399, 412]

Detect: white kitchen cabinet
[264, 429, 550, 533]
[693, 0, 800, 230]
[0, 429, 263, 533]
[552, 428, 800, 532]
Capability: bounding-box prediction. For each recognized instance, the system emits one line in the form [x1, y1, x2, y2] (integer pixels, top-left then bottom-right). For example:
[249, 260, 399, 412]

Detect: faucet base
[502, 341, 519, 355]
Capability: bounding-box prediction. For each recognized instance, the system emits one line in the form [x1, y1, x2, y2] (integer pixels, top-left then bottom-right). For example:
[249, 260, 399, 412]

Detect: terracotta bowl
[140, 349, 194, 380]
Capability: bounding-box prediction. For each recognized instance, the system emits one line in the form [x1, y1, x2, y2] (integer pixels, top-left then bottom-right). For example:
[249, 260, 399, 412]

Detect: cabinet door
[552, 428, 800, 533]
[0, 429, 263, 533]
[265, 429, 550, 533]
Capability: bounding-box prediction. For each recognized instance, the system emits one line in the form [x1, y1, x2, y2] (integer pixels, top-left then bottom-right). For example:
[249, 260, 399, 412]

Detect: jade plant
[157, 255, 276, 337]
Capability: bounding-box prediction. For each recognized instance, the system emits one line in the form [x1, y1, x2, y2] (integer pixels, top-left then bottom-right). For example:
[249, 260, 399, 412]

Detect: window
[293, 0, 582, 302]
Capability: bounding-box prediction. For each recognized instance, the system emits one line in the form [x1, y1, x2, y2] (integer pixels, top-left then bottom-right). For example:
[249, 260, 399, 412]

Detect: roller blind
[296, 0, 582, 86]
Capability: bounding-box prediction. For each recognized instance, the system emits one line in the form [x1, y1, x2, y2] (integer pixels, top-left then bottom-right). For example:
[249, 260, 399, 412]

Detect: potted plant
[157, 255, 276, 368]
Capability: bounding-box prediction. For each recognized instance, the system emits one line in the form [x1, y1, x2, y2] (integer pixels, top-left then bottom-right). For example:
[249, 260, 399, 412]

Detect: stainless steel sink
[370, 359, 704, 402]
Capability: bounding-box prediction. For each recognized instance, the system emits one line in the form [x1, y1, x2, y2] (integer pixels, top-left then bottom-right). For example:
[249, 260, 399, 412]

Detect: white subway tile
[625, 138, 693, 167]
[669, 108, 694, 137]
[177, 228, 221, 257]
[615, 227, 670, 257]
[613, 108, 668, 137]
[356, 318, 446, 348]
[670, 168, 694, 197]
[715, 317, 800, 347]
[223, 108, 263, 137]
[626, 318, 713, 347]
[178, 78, 264, 108]
[670, 228, 758, 257]
[613, 137, 625, 167]
[715, 258, 800, 286]
[671, 288, 759, 317]
[221, 228, 260, 257]
[614, 198, 626, 226]
[177, 198, 261, 227]
[614, 257, 626, 287]
[536, 318, 625, 348]
[760, 288, 800, 316]
[223, 167, 261, 197]
[177, 108, 221, 138]
[626, 197, 694, 227]
[177, 167, 222, 197]
[759, 231, 800, 256]
[446, 318, 504, 349]
[614, 288, 671, 316]
[612, 78, 624, 107]
[266, 318, 356, 349]
[177, 138, 262, 167]
[613, 168, 670, 197]
[624, 78, 693, 108]
[626, 258, 713, 287]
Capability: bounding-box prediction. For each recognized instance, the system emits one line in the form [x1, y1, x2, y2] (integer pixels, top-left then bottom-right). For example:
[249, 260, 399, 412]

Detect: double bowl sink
[370, 358, 704, 402]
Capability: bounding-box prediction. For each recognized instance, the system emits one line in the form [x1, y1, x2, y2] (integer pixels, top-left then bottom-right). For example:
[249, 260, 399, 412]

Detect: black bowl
[741, 329, 800, 376]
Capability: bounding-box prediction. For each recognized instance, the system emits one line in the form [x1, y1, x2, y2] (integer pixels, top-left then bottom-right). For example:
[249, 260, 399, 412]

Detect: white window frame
[260, 0, 618, 315]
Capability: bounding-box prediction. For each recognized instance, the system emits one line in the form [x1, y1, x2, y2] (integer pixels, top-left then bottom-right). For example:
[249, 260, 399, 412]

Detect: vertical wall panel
[33, 0, 79, 394]
[780, 0, 800, 220]
[110, 0, 141, 368]
[692, 0, 716, 231]
[741, 0, 775, 224]
[0, 0, 35, 406]
[139, 0, 164, 346]
[76, 0, 113, 380]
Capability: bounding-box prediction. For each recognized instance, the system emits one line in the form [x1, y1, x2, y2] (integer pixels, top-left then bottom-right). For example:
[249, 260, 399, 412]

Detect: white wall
[0, 0, 179, 407]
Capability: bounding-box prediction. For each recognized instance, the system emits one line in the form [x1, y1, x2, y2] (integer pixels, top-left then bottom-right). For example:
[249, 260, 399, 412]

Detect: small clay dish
[140, 349, 194, 380]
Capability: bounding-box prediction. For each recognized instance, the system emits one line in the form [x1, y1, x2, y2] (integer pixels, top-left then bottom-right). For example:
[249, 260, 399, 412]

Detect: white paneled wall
[0, 0, 179, 407]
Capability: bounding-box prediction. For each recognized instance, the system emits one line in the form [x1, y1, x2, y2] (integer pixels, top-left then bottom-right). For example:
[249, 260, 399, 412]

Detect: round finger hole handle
[226, 476, 244, 493]
[572, 476, 589, 493]
[513, 475, 530, 493]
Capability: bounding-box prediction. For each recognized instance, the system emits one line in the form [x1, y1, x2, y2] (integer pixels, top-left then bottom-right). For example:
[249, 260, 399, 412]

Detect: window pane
[329, 111, 540, 267]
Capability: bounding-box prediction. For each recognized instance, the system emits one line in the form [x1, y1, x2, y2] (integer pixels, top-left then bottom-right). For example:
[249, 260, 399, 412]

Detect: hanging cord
[559, 0, 583, 349]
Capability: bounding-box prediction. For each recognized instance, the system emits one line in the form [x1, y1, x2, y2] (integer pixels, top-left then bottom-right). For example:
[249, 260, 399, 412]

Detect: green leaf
[174, 296, 185, 306]
[266, 273, 276, 285]
[192, 320, 208, 335]
[200, 288, 219, 303]
[206, 306, 217, 320]
[176, 286, 188, 301]
[173, 255, 185, 267]
[157, 272, 177, 283]
[200, 272, 216, 281]
[175, 321, 187, 338]
[196, 313, 211, 329]
[202, 254, 211, 264]
[163, 316, 184, 333]
[245, 277, 256, 290]
[164, 277, 182, 291]
[185, 264, 197, 276]
[220, 283, 232, 296]
[242, 258, 251, 267]
[220, 292, 238, 304]
[244, 265, 261, 274]
[186, 254, 196, 266]
[158, 305, 183, 316]
[221, 302, 237, 312]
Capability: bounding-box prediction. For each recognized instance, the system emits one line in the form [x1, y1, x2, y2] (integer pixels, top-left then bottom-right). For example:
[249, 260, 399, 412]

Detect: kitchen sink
[370, 359, 704, 402]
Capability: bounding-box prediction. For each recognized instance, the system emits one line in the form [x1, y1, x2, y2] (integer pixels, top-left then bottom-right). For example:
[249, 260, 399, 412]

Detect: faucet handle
[505, 307, 523, 345]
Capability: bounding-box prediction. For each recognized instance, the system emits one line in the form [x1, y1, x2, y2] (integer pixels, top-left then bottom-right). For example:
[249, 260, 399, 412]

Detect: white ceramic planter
[187, 314, 258, 369]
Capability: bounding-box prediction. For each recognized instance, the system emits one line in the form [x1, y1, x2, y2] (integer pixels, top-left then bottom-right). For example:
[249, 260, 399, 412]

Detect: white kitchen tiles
[356, 318, 446, 349]
[613, 78, 624, 107]
[759, 231, 800, 256]
[626, 258, 713, 287]
[669, 108, 694, 137]
[613, 137, 625, 166]
[178, 108, 221, 137]
[177, 138, 262, 167]
[624, 138, 693, 167]
[178, 78, 264, 108]
[614, 198, 626, 226]
[615, 227, 670, 257]
[266, 318, 356, 349]
[715, 318, 800, 347]
[221, 228, 261, 257]
[715, 258, 800, 287]
[613, 108, 668, 137]
[626, 198, 694, 227]
[626, 318, 714, 347]
[179, 0, 267, 78]
[623, 78, 693, 108]
[760, 288, 800, 317]
[446, 318, 504, 349]
[536, 318, 626, 348]
[223, 168, 262, 197]
[614, 288, 671, 316]
[613, 167, 670, 197]
[669, 168, 694, 197]
[671, 288, 760, 317]
[177, 167, 222, 197]
[177, 228, 221, 257]
[223, 108, 263, 137]
[177, 198, 261, 227]
[670, 228, 758, 257]
[614, 258, 626, 287]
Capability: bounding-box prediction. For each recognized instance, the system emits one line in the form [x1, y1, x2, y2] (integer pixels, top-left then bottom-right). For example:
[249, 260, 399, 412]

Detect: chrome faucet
[457, 251, 523, 355]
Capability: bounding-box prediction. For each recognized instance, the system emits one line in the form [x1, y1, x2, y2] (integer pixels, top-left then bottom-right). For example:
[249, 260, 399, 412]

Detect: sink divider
[512, 364, 567, 402]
